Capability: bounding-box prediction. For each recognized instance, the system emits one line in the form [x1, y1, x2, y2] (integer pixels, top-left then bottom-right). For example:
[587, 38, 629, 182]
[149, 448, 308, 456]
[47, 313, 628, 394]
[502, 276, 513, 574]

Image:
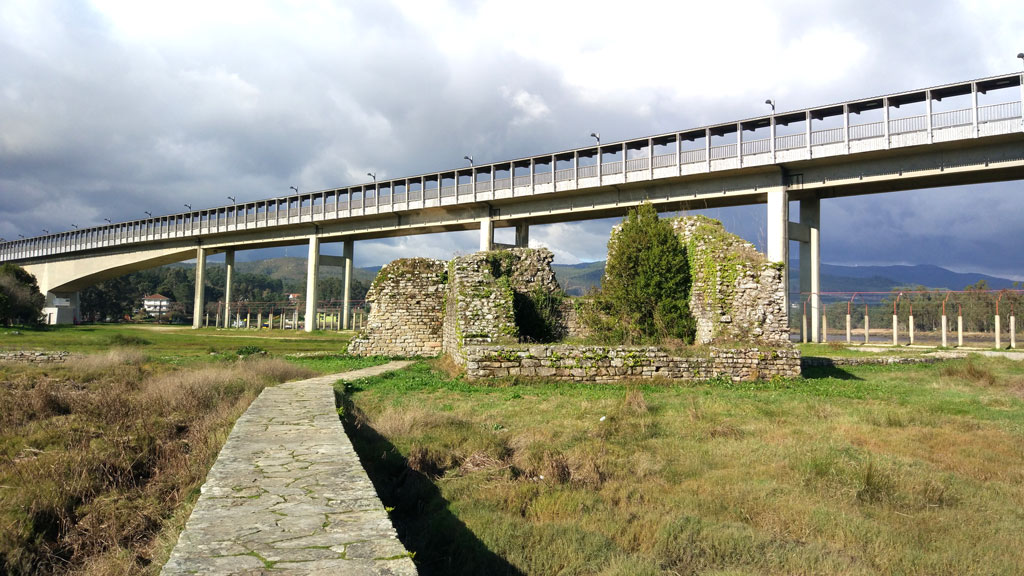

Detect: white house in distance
[142, 294, 172, 316]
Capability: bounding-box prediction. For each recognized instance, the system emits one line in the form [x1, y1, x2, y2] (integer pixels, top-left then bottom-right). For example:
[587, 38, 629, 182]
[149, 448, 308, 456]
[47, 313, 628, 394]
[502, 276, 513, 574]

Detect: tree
[0, 264, 45, 325]
[589, 203, 695, 345]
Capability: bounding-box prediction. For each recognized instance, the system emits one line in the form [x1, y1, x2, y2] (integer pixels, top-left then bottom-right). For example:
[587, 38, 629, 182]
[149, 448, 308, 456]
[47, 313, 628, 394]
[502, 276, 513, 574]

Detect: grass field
[338, 353, 1024, 575]
[0, 324, 381, 575]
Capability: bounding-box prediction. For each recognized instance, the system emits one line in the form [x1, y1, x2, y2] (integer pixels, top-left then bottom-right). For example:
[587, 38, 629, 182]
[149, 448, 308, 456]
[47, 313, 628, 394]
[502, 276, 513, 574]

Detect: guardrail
[3, 72, 1022, 263]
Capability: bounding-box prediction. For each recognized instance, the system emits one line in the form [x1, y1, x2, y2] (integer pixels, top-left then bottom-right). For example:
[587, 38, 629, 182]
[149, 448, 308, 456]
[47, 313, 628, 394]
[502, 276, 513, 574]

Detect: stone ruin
[672, 216, 789, 346]
[346, 258, 447, 357]
[348, 216, 799, 381]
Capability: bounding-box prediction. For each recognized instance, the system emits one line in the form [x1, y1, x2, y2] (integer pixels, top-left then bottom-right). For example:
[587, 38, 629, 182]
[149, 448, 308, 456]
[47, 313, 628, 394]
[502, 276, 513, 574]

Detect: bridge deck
[161, 362, 417, 576]
[3, 72, 1022, 262]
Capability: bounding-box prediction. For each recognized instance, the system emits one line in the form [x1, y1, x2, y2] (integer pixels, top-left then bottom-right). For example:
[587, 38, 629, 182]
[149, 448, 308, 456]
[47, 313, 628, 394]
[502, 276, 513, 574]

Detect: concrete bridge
[3, 72, 1023, 341]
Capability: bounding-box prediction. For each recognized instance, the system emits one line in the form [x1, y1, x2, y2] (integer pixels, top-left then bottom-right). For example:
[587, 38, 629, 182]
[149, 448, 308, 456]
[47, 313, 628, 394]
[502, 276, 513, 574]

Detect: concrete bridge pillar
[192, 246, 207, 329]
[799, 198, 821, 342]
[766, 186, 789, 314]
[305, 235, 320, 333]
[42, 291, 79, 325]
[480, 217, 493, 251]
[342, 240, 353, 330]
[223, 250, 234, 328]
[515, 222, 530, 248]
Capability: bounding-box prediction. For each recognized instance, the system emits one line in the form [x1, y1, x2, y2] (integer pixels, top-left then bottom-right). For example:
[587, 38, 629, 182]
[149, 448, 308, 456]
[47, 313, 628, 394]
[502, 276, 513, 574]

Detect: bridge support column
[515, 222, 529, 248]
[342, 240, 353, 331]
[223, 250, 234, 328]
[480, 217, 493, 251]
[800, 198, 821, 342]
[766, 186, 789, 315]
[192, 246, 207, 329]
[42, 291, 79, 325]
[305, 235, 320, 333]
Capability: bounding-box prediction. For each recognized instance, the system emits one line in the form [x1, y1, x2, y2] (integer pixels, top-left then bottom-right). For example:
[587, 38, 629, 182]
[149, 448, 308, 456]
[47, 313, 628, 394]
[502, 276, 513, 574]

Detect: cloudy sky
[1, 0, 1022, 280]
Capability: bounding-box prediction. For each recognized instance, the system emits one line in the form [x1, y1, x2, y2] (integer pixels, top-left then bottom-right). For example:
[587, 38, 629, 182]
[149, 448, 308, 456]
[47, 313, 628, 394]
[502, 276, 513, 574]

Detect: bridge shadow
[335, 389, 523, 576]
[800, 359, 863, 381]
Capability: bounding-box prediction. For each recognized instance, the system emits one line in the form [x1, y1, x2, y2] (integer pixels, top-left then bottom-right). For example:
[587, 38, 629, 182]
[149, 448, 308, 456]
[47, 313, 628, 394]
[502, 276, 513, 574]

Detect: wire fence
[793, 289, 1023, 348]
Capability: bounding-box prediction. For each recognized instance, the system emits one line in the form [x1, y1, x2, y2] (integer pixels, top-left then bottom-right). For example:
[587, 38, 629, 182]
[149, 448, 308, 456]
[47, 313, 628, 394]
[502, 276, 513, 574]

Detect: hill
[551, 260, 1018, 295]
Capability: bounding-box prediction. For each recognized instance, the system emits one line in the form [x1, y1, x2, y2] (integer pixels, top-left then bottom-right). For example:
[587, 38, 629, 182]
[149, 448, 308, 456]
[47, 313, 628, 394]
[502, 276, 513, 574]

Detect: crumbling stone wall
[0, 350, 70, 363]
[347, 258, 447, 357]
[442, 248, 563, 363]
[462, 345, 800, 382]
[671, 216, 789, 345]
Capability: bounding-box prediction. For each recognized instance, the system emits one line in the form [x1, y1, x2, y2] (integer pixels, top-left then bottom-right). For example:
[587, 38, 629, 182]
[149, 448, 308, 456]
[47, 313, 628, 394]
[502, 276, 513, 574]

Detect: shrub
[0, 264, 44, 326]
[587, 203, 695, 345]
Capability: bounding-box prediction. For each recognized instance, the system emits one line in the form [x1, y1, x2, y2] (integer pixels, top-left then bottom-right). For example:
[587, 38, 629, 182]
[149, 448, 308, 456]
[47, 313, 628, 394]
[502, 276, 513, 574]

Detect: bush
[0, 264, 44, 326]
[587, 203, 695, 345]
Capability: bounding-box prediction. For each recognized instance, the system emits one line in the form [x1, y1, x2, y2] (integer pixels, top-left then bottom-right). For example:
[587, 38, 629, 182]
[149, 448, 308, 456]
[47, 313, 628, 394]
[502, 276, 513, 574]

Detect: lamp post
[289, 186, 298, 194]
[367, 172, 376, 183]
[70, 224, 78, 229]
[464, 155, 474, 167]
[42, 229, 49, 234]
[228, 196, 235, 203]
[1018, 52, 1024, 69]
[184, 203, 192, 210]
[144, 211, 152, 218]
[765, 99, 776, 113]
[590, 132, 600, 145]
[104, 218, 111, 224]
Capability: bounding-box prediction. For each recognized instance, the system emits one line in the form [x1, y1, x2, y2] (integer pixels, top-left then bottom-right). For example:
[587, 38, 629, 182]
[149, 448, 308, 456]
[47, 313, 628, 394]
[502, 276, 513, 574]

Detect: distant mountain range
[184, 258, 1018, 296]
[550, 261, 1018, 296]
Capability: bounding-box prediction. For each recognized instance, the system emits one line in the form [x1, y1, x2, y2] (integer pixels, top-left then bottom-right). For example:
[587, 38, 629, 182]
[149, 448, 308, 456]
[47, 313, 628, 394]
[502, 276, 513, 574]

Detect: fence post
[995, 315, 1001, 349]
[846, 313, 851, 343]
[258, 312, 263, 330]
[941, 314, 948, 348]
[1011, 315, 1017, 349]
[822, 312, 828, 343]
[908, 314, 914, 345]
[892, 313, 898, 346]
[957, 314, 963, 347]
[864, 313, 870, 344]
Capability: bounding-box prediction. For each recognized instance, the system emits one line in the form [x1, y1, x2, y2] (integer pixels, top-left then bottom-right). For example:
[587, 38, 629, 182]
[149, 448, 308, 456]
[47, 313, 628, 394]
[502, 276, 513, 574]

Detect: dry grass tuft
[940, 359, 997, 386]
[623, 387, 648, 414]
[0, 355, 316, 576]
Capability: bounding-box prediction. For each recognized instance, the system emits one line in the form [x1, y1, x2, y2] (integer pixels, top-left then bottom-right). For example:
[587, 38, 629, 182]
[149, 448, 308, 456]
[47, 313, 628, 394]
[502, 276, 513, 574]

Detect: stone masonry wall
[0, 350, 70, 363]
[442, 248, 562, 363]
[462, 345, 800, 382]
[672, 216, 789, 346]
[347, 258, 447, 357]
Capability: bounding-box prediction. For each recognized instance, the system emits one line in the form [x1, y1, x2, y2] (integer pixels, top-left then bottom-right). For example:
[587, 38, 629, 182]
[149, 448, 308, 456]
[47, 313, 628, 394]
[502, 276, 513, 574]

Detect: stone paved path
[162, 361, 417, 575]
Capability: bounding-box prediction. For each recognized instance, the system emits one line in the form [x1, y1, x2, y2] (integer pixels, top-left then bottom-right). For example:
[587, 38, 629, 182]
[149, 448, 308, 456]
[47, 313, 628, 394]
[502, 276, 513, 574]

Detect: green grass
[286, 354, 391, 374]
[0, 323, 354, 359]
[338, 356, 1024, 575]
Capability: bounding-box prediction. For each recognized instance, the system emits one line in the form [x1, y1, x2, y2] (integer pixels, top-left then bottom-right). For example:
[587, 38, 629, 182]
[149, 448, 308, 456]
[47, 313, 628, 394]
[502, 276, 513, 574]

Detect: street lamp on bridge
[70, 224, 78, 229]
[228, 196, 236, 204]
[144, 211, 152, 218]
[765, 99, 776, 114]
[590, 132, 600, 145]
[184, 204, 192, 211]
[42, 229, 49, 234]
[367, 172, 376, 184]
[464, 155, 473, 167]
[104, 218, 111, 224]
[1018, 52, 1024, 69]
[289, 186, 298, 194]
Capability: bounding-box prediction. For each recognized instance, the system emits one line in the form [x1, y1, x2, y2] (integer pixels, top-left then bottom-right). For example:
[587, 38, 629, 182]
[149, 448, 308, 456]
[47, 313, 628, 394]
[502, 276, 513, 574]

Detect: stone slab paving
[162, 361, 417, 576]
